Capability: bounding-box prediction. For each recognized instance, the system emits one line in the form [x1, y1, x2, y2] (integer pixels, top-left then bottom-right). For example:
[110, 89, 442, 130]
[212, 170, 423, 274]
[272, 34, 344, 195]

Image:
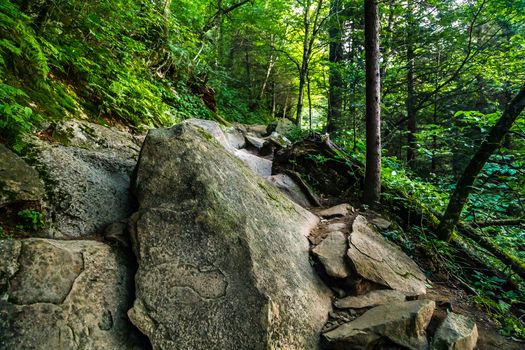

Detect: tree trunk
[436, 83, 525, 241]
[307, 73, 313, 131]
[296, 3, 310, 127]
[406, 0, 417, 166]
[363, 0, 381, 206]
[327, 0, 343, 134]
[296, 69, 307, 126]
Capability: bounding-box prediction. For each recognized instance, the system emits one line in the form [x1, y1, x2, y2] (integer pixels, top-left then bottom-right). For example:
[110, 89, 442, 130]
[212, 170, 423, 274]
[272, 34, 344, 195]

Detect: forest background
[0, 0, 524, 338]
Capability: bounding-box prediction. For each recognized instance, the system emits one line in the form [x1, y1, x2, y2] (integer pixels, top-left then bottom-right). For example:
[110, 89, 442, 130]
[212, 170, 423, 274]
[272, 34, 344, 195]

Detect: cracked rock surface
[25, 119, 142, 238]
[324, 299, 436, 350]
[128, 123, 332, 349]
[347, 215, 427, 296]
[0, 238, 142, 349]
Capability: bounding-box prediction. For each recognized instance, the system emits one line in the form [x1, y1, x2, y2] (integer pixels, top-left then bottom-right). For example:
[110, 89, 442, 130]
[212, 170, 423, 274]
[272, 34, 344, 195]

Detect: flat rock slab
[318, 204, 351, 219]
[0, 144, 45, 207]
[129, 123, 331, 349]
[347, 215, 427, 296]
[334, 289, 406, 309]
[312, 231, 351, 278]
[0, 238, 140, 349]
[267, 174, 312, 208]
[432, 313, 478, 350]
[324, 299, 435, 350]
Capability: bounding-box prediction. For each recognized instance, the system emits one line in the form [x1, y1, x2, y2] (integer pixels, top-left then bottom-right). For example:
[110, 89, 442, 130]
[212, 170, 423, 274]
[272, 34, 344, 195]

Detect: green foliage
[0, 226, 12, 240]
[16, 209, 45, 232]
[472, 271, 525, 338]
[0, 2, 46, 145]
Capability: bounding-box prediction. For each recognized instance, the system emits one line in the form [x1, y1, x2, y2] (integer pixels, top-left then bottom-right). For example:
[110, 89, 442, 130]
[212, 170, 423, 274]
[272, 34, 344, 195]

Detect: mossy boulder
[24, 119, 143, 238]
[128, 123, 332, 349]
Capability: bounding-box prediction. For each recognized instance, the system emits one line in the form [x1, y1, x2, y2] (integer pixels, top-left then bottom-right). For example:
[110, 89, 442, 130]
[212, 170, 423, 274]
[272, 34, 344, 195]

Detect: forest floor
[426, 283, 522, 349]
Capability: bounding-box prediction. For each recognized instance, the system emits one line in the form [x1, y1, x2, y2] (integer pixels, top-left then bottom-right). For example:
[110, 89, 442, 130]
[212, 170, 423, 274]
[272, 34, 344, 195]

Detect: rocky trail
[0, 119, 522, 349]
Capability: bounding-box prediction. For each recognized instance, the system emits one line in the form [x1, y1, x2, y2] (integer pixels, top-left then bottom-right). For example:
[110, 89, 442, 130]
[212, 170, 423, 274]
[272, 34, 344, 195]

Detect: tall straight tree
[326, 0, 343, 133]
[363, 0, 381, 206]
[295, 0, 325, 127]
[436, 83, 525, 241]
[405, 0, 417, 165]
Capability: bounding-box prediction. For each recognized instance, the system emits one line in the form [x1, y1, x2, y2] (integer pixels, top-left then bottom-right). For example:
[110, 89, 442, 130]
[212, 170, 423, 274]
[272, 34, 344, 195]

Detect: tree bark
[327, 0, 343, 133]
[406, 0, 417, 165]
[363, 0, 381, 206]
[296, 0, 324, 127]
[436, 83, 525, 241]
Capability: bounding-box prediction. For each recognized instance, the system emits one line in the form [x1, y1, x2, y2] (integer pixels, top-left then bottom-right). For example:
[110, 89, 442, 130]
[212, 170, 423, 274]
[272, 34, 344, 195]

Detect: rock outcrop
[0, 238, 142, 349]
[347, 215, 427, 296]
[0, 144, 45, 207]
[128, 123, 332, 349]
[25, 120, 142, 238]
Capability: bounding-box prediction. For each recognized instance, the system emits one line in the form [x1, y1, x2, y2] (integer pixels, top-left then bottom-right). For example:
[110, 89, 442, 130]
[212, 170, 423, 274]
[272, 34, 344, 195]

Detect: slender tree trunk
[297, 69, 307, 126]
[244, 46, 252, 99]
[283, 91, 289, 119]
[406, 0, 417, 166]
[260, 53, 275, 100]
[296, 4, 310, 127]
[431, 50, 441, 173]
[363, 0, 381, 206]
[307, 73, 313, 131]
[271, 81, 276, 117]
[436, 83, 525, 241]
[327, 0, 343, 133]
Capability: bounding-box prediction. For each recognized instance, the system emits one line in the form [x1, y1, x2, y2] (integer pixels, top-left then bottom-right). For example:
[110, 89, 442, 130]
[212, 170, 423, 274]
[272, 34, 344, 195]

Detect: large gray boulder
[324, 299, 435, 350]
[347, 215, 427, 296]
[0, 144, 45, 207]
[0, 238, 142, 349]
[25, 120, 142, 238]
[128, 123, 332, 349]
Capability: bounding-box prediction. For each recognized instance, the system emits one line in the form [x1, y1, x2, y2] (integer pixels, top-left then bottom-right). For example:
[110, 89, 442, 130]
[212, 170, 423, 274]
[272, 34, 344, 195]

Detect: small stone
[334, 289, 406, 309]
[318, 204, 350, 219]
[312, 231, 351, 279]
[431, 312, 478, 350]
